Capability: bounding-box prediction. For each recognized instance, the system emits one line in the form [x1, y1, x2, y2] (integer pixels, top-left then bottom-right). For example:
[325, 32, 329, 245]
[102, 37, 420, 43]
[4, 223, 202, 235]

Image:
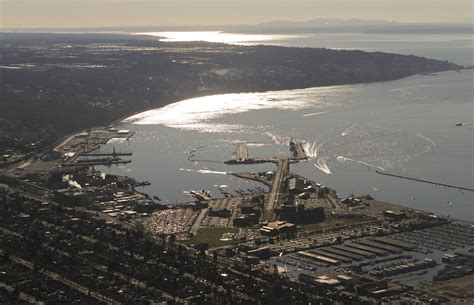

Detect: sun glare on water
[134, 31, 287, 44]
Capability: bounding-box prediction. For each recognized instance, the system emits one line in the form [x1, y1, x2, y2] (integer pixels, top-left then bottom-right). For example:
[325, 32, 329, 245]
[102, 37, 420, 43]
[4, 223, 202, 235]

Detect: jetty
[79, 152, 132, 157]
[236, 143, 249, 161]
[376, 170, 474, 192]
[71, 158, 131, 166]
[262, 158, 290, 221]
[289, 140, 308, 160]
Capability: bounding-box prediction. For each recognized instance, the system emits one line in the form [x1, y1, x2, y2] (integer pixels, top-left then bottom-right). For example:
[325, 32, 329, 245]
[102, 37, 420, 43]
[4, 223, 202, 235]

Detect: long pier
[69, 159, 131, 166]
[224, 158, 278, 165]
[262, 158, 290, 221]
[236, 143, 249, 160]
[79, 152, 132, 157]
[376, 170, 474, 192]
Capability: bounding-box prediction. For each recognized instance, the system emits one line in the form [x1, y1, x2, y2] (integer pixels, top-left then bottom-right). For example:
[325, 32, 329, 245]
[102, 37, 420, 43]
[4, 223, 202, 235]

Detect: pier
[79, 152, 132, 157]
[263, 158, 290, 221]
[376, 170, 474, 192]
[69, 159, 131, 166]
[236, 143, 249, 161]
[289, 140, 308, 160]
[224, 157, 278, 165]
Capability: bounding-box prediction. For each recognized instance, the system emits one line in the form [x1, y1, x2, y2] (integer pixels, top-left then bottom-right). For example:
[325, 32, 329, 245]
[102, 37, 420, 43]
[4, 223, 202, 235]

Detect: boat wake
[197, 169, 230, 175]
[314, 158, 332, 175]
[416, 133, 436, 147]
[341, 124, 358, 136]
[180, 168, 230, 175]
[302, 141, 322, 159]
[336, 156, 385, 171]
[265, 131, 282, 145]
[303, 111, 331, 117]
[107, 138, 129, 144]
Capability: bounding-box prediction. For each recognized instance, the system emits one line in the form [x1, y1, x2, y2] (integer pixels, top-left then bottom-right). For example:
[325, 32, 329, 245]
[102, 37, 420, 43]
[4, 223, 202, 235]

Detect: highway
[189, 208, 209, 236]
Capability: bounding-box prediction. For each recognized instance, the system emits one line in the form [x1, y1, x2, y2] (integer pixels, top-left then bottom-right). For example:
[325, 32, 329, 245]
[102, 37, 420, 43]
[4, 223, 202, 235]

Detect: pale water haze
[1, 0, 472, 28]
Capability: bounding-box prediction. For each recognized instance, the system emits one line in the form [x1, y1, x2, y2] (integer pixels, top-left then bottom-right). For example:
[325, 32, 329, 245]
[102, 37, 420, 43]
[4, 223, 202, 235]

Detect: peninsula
[0, 32, 462, 159]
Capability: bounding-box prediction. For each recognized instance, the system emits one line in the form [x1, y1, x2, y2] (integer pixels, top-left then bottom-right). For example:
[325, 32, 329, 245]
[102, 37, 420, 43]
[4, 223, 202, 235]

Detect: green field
[183, 227, 239, 248]
[300, 217, 364, 232]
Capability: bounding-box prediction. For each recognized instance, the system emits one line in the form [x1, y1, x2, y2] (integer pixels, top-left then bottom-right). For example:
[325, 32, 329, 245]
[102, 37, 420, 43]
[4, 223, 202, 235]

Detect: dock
[236, 143, 249, 161]
[262, 158, 290, 221]
[376, 170, 474, 192]
[134, 180, 151, 187]
[372, 237, 416, 251]
[69, 159, 131, 166]
[289, 141, 308, 160]
[79, 152, 132, 157]
[355, 239, 403, 254]
[224, 157, 278, 165]
[309, 249, 352, 264]
[346, 243, 388, 256]
[321, 247, 363, 261]
[298, 251, 339, 265]
[332, 245, 376, 259]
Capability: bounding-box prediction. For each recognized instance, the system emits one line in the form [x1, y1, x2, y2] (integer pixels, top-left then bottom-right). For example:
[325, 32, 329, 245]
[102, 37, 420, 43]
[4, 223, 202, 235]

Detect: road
[189, 208, 208, 236]
[263, 158, 289, 221]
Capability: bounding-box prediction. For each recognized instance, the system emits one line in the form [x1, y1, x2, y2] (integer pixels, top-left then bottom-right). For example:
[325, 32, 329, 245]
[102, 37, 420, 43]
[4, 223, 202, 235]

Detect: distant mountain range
[250, 18, 473, 34]
[258, 18, 402, 28]
[2, 18, 471, 35]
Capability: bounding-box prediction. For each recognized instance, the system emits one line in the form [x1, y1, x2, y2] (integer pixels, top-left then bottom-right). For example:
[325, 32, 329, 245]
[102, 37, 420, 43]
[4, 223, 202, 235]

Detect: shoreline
[118, 69, 464, 125]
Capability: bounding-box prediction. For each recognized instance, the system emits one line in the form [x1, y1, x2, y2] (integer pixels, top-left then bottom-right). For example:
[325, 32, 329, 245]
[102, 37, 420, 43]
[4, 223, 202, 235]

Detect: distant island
[0, 32, 462, 157]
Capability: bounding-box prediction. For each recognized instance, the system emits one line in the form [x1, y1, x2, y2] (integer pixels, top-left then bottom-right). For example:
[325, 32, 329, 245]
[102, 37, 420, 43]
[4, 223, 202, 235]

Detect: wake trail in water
[180, 168, 230, 175]
[341, 124, 358, 136]
[302, 141, 322, 159]
[197, 169, 230, 175]
[336, 156, 385, 171]
[314, 158, 332, 175]
[265, 131, 281, 145]
[416, 133, 436, 147]
[303, 111, 331, 117]
[302, 141, 332, 174]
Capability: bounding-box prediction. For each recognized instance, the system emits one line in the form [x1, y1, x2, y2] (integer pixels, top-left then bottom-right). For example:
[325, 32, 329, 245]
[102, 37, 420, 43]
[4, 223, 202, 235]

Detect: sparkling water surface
[99, 32, 473, 220]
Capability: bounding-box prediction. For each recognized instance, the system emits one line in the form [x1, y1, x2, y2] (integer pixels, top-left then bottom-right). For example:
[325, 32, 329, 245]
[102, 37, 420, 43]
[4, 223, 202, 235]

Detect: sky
[1, 0, 473, 29]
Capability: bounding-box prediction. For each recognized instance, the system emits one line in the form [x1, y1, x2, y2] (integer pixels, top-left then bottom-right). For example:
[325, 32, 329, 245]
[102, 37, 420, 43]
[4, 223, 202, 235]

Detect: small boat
[456, 123, 463, 126]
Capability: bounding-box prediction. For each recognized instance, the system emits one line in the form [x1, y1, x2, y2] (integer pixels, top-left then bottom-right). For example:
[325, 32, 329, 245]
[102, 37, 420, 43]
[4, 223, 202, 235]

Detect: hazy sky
[1, 0, 473, 28]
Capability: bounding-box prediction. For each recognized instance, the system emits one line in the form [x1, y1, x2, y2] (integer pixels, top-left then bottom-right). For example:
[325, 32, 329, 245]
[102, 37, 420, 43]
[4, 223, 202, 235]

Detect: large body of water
[99, 31, 473, 220]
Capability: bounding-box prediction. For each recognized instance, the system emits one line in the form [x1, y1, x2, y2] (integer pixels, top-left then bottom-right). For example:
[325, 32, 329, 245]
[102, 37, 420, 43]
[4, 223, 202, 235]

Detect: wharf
[236, 143, 249, 161]
[224, 158, 278, 165]
[134, 180, 151, 187]
[79, 152, 132, 157]
[68, 159, 131, 166]
[262, 158, 290, 221]
[290, 141, 308, 160]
